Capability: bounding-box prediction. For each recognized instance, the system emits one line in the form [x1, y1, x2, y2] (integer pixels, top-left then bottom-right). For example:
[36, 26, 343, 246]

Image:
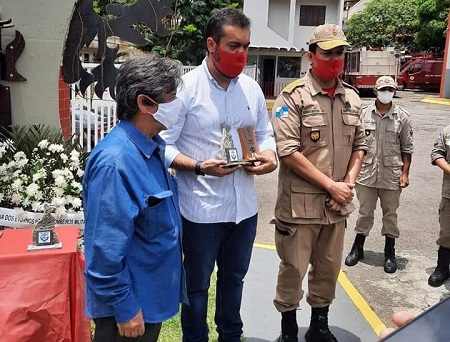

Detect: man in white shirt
[161, 8, 277, 342]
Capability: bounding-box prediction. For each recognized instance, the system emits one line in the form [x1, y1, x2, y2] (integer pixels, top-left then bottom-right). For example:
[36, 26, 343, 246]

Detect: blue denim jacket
[83, 120, 186, 324]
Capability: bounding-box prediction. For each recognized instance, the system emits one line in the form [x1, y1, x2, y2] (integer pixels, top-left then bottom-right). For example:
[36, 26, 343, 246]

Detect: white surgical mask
[377, 90, 394, 104]
[152, 98, 182, 129]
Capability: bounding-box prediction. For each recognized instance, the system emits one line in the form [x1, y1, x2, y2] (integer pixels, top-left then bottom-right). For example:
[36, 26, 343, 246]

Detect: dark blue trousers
[181, 214, 257, 342]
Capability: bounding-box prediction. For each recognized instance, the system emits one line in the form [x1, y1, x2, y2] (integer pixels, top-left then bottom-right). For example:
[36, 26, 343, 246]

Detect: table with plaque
[0, 226, 91, 341]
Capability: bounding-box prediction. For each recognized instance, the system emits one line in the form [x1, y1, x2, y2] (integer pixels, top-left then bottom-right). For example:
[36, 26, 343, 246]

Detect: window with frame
[299, 5, 326, 26]
[277, 57, 302, 78]
[408, 63, 422, 74]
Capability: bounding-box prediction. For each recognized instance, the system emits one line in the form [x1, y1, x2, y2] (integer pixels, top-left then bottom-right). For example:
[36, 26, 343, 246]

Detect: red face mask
[310, 53, 345, 81]
[211, 42, 247, 78]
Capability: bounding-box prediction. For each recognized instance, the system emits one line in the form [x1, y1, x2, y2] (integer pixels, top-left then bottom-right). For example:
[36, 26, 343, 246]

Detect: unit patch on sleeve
[275, 105, 289, 119]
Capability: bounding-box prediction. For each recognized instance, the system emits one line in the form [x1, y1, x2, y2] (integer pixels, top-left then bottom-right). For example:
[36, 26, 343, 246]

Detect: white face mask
[152, 98, 182, 130]
[377, 90, 395, 104]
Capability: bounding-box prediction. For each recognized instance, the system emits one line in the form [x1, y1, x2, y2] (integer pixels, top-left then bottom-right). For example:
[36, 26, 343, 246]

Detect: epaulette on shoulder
[398, 106, 411, 116]
[341, 81, 359, 94]
[282, 79, 305, 94]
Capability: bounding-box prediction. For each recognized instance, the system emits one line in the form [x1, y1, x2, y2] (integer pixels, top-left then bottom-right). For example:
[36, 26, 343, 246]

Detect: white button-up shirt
[161, 59, 276, 224]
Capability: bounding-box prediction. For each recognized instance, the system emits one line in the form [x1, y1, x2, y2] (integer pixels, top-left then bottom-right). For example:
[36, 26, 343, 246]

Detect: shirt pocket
[143, 190, 175, 238]
[301, 113, 329, 147]
[290, 183, 326, 219]
[384, 155, 403, 167]
[384, 155, 403, 180]
[342, 113, 359, 146]
[385, 121, 400, 145]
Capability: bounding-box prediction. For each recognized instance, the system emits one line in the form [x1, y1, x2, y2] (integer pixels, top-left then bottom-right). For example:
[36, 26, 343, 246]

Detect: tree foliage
[345, 0, 420, 51]
[415, 0, 450, 51]
[92, 0, 243, 64]
[93, 0, 136, 16]
[142, 0, 244, 65]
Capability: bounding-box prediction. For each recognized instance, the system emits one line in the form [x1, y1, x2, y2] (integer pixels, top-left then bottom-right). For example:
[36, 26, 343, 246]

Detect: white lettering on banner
[0, 207, 84, 229]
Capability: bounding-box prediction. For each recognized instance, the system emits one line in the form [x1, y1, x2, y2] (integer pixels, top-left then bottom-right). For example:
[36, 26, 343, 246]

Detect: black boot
[384, 236, 397, 273]
[277, 309, 298, 342]
[305, 306, 337, 342]
[428, 246, 450, 287]
[344, 234, 366, 266]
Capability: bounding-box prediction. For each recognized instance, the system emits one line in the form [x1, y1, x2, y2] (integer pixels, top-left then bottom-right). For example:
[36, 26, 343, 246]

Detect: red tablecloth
[0, 226, 91, 342]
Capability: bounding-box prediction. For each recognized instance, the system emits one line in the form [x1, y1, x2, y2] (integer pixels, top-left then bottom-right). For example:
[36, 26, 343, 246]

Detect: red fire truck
[343, 48, 444, 92]
[343, 47, 399, 92]
[397, 54, 443, 91]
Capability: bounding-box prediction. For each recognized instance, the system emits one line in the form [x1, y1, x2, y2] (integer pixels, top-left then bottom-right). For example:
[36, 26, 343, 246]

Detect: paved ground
[241, 247, 380, 342]
[254, 90, 450, 332]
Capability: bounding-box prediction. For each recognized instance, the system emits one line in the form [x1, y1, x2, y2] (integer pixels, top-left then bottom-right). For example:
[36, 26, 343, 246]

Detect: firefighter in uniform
[345, 76, 413, 274]
[270, 24, 367, 342]
[428, 125, 450, 287]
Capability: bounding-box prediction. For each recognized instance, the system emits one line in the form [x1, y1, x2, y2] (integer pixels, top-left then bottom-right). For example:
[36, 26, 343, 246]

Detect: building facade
[244, 0, 346, 97]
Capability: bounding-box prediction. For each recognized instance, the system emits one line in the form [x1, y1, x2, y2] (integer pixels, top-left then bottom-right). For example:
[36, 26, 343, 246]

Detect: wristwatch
[195, 160, 205, 176]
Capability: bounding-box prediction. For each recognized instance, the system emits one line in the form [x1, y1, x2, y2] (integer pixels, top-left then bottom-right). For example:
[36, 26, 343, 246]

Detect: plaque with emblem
[27, 206, 62, 251]
[220, 123, 257, 168]
[225, 148, 239, 163]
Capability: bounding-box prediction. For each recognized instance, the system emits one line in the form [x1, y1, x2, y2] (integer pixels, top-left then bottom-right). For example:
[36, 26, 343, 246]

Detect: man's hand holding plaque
[242, 150, 278, 175]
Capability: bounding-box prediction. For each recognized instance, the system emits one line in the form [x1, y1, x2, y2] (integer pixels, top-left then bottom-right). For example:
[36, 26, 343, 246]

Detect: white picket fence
[71, 63, 257, 151]
[70, 98, 118, 151]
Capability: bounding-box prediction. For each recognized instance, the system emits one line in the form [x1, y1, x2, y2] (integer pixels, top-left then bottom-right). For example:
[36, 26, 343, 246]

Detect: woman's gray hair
[116, 53, 182, 120]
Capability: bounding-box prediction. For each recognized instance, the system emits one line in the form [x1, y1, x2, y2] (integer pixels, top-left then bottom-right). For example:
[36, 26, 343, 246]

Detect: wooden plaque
[238, 127, 259, 161]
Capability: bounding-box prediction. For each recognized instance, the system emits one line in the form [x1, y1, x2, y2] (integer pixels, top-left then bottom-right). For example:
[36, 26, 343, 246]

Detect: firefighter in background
[345, 76, 413, 273]
[428, 125, 450, 287]
[270, 24, 366, 342]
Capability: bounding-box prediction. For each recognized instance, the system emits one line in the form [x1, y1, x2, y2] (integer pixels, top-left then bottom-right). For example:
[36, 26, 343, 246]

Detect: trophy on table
[220, 123, 259, 168]
[27, 205, 62, 251]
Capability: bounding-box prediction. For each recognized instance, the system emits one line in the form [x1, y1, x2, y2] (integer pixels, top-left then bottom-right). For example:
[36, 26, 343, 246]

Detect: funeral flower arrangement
[0, 125, 89, 224]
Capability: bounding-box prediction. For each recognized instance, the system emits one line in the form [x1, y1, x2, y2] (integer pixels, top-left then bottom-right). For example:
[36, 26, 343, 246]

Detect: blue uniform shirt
[83, 120, 185, 324]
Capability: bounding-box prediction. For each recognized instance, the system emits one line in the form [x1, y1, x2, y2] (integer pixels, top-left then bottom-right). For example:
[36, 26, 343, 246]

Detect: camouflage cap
[375, 76, 398, 90]
[308, 24, 349, 50]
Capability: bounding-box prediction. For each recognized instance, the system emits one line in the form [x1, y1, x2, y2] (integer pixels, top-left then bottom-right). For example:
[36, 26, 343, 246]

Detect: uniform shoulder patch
[282, 79, 305, 94]
[341, 81, 359, 94]
[274, 105, 289, 119]
[392, 105, 410, 119]
[398, 106, 411, 116]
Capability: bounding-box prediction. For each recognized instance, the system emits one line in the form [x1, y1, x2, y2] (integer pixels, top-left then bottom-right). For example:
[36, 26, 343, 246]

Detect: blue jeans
[181, 214, 257, 342]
